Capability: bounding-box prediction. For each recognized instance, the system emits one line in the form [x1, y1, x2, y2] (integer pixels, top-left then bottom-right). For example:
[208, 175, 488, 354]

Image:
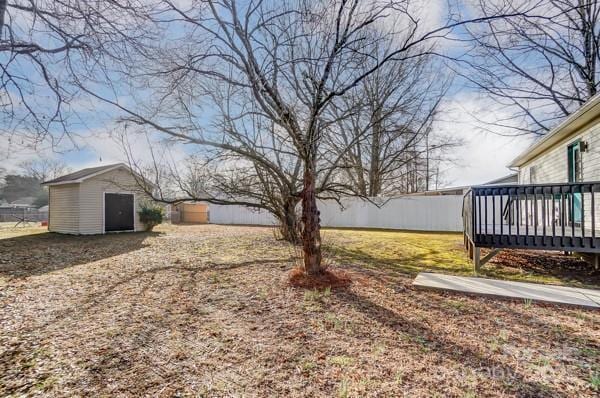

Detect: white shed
[42, 163, 154, 235]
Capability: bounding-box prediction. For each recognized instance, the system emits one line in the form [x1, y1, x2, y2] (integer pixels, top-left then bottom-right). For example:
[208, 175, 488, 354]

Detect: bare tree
[462, 0, 600, 135]
[121, 117, 306, 243]
[326, 45, 458, 196]
[0, 0, 152, 150]
[18, 158, 70, 181]
[83, 0, 529, 275]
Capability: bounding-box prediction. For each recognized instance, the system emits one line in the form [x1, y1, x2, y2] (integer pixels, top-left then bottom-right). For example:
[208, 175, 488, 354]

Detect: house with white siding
[41, 164, 155, 235]
[464, 94, 600, 269]
[509, 94, 600, 186]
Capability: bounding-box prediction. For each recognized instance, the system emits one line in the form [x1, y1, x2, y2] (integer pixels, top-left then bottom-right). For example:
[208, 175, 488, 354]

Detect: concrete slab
[413, 273, 600, 309]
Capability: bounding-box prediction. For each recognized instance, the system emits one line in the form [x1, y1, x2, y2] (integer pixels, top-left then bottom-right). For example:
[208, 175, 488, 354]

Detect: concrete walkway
[413, 272, 600, 309]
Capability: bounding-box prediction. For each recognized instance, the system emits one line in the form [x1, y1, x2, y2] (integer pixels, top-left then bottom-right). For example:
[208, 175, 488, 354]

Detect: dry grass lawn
[0, 224, 598, 397]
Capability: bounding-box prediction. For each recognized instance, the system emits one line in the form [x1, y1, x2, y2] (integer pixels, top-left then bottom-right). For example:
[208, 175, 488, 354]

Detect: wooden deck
[463, 182, 600, 269]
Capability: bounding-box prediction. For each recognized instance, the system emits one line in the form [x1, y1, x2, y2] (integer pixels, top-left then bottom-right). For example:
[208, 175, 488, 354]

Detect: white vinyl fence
[209, 195, 464, 232]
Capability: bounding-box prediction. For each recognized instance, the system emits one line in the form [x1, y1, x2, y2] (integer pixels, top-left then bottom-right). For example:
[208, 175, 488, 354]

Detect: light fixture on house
[579, 141, 589, 152]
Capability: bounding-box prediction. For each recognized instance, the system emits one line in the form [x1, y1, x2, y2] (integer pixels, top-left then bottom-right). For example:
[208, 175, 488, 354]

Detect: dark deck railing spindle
[552, 192, 556, 239]
[592, 189, 596, 248]
[508, 192, 512, 236]
[484, 195, 488, 235]
[561, 190, 566, 245]
[499, 194, 503, 240]
[525, 191, 529, 238]
[516, 192, 520, 236]
[533, 190, 538, 241]
[492, 193, 495, 245]
[581, 185, 585, 239]
[541, 191, 546, 245]
[478, 194, 482, 236]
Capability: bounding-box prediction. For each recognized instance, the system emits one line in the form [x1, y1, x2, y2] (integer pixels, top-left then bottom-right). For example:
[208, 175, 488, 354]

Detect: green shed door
[567, 142, 582, 224]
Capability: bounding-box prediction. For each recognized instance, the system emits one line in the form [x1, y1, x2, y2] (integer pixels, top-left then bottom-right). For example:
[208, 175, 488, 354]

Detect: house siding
[78, 168, 149, 234]
[48, 184, 80, 234]
[518, 119, 600, 231]
[518, 120, 600, 184]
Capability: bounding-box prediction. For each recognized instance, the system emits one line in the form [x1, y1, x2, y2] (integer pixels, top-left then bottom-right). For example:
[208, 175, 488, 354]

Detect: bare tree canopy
[18, 158, 70, 181]
[325, 41, 458, 196]
[0, 0, 152, 150]
[461, 0, 600, 135]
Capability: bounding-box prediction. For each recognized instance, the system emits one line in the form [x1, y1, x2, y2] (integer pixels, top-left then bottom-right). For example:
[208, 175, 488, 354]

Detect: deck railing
[463, 182, 600, 253]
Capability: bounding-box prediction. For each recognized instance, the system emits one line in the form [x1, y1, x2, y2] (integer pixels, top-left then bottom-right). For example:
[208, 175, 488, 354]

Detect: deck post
[474, 247, 481, 272]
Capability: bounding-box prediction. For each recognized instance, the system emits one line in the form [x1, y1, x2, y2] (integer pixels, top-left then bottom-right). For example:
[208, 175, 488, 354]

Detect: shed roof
[41, 163, 154, 187]
[42, 164, 124, 185]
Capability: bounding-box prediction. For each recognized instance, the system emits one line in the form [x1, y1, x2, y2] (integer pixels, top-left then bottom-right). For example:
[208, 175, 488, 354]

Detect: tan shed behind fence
[173, 203, 209, 224]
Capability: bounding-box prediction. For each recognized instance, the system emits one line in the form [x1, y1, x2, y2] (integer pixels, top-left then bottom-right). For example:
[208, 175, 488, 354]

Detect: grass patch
[322, 228, 599, 286]
[328, 355, 354, 367]
[0, 224, 47, 239]
[590, 373, 600, 392]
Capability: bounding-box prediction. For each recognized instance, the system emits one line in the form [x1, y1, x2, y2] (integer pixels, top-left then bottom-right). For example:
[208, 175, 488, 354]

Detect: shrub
[138, 204, 164, 231]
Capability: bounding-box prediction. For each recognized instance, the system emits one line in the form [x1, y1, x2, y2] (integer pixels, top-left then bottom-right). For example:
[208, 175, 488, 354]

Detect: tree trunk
[278, 197, 301, 244]
[368, 107, 382, 197]
[301, 163, 323, 275]
[0, 0, 6, 35]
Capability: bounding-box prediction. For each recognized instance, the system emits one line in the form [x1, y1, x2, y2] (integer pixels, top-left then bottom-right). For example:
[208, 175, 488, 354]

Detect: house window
[568, 141, 583, 182]
[529, 166, 537, 183]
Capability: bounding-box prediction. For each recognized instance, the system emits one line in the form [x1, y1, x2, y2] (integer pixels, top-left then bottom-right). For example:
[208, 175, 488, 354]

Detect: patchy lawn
[0, 222, 46, 239]
[323, 228, 600, 287]
[0, 224, 598, 397]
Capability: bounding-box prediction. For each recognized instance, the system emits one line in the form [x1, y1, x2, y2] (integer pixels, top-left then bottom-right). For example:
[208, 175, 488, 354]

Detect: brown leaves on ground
[486, 248, 600, 287]
[0, 224, 598, 397]
[288, 266, 352, 289]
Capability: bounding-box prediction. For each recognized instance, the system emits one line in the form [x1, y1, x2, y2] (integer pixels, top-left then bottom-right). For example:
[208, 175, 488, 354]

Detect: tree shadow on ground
[0, 231, 159, 278]
[9, 255, 295, 339]
[334, 288, 571, 397]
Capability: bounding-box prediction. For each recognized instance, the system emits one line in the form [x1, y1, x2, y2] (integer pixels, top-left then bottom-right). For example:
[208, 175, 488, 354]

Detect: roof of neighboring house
[404, 186, 469, 196]
[509, 93, 600, 168]
[10, 196, 36, 206]
[483, 173, 518, 185]
[42, 163, 155, 187]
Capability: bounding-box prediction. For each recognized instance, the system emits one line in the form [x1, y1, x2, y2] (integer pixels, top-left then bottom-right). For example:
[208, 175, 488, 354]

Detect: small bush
[138, 204, 164, 231]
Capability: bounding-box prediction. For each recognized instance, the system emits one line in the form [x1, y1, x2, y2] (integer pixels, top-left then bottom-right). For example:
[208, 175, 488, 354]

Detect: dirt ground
[0, 224, 598, 397]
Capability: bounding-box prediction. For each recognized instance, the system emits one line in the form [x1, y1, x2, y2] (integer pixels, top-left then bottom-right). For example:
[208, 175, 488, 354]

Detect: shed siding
[48, 184, 80, 234]
[78, 168, 148, 234]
